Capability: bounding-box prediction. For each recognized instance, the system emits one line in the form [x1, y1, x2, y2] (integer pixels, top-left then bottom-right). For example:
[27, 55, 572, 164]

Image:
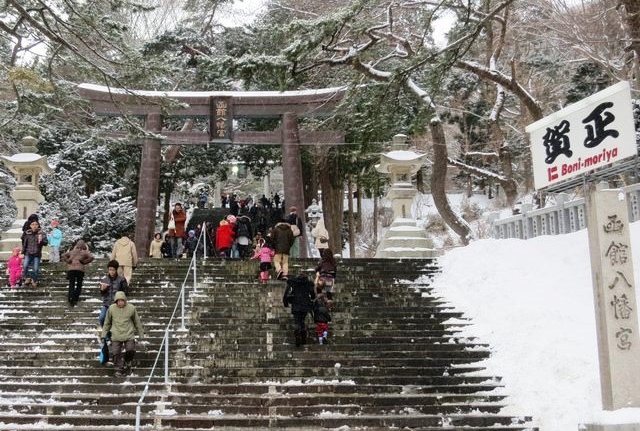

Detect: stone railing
[489, 183, 640, 239]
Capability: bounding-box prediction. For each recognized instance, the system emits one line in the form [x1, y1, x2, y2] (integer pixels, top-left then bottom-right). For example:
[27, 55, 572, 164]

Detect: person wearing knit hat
[47, 219, 63, 263]
[216, 218, 235, 258]
[101, 290, 145, 378]
[98, 259, 128, 328]
[184, 230, 198, 259]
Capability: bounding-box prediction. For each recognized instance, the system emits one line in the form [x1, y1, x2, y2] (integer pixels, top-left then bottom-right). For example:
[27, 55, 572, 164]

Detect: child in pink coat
[252, 239, 275, 283]
[7, 247, 23, 289]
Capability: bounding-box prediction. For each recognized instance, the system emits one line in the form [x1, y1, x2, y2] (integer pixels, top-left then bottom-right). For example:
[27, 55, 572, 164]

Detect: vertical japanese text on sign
[209, 97, 233, 142]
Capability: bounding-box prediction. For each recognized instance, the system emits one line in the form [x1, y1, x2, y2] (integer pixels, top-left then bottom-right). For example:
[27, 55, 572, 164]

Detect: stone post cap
[21, 136, 38, 153]
[391, 134, 408, 150]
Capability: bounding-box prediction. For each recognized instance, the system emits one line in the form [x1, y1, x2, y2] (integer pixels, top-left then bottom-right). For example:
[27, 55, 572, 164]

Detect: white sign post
[527, 82, 640, 430]
[526, 81, 637, 190]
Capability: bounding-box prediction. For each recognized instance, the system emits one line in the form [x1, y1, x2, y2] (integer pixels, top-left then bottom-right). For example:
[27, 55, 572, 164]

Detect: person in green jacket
[101, 291, 144, 378]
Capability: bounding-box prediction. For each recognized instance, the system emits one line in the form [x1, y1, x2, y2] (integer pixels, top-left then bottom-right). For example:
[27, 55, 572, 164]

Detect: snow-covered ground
[429, 219, 640, 431]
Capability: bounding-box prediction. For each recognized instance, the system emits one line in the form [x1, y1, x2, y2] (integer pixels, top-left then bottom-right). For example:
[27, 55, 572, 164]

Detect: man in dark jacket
[99, 260, 129, 329]
[271, 221, 295, 280]
[283, 274, 316, 347]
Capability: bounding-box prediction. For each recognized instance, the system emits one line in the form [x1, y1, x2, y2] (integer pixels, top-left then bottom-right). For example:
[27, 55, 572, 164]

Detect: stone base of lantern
[375, 218, 440, 259]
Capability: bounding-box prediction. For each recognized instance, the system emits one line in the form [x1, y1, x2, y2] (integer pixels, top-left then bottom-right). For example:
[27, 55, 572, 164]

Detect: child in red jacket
[215, 219, 235, 258]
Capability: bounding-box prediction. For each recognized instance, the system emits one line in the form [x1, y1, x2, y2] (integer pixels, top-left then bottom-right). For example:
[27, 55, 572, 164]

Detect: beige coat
[149, 238, 163, 258]
[111, 236, 138, 267]
[311, 219, 329, 249]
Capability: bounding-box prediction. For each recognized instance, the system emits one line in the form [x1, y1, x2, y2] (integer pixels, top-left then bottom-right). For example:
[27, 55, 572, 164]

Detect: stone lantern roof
[376, 134, 428, 176]
[0, 136, 52, 176]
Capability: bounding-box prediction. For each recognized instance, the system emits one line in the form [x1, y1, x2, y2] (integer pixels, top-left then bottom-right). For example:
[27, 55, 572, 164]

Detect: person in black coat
[283, 273, 316, 347]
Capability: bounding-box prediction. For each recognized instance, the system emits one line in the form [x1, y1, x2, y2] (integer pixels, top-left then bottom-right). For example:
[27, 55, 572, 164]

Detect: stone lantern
[375, 134, 438, 259]
[0, 136, 52, 259]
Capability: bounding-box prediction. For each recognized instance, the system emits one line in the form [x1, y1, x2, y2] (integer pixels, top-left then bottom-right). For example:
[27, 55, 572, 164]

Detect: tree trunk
[373, 192, 378, 243]
[498, 145, 518, 207]
[620, 0, 640, 89]
[430, 118, 471, 245]
[319, 152, 344, 255]
[347, 177, 355, 258]
[356, 182, 362, 233]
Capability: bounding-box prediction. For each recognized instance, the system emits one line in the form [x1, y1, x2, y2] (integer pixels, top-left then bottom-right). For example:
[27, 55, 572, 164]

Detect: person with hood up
[7, 247, 23, 289]
[111, 233, 138, 284]
[282, 273, 316, 347]
[101, 291, 144, 378]
[61, 239, 94, 306]
[311, 218, 330, 250]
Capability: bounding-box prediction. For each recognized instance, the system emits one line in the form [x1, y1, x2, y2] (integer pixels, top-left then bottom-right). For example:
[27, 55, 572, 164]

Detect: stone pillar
[586, 183, 640, 410]
[134, 113, 162, 261]
[281, 112, 307, 258]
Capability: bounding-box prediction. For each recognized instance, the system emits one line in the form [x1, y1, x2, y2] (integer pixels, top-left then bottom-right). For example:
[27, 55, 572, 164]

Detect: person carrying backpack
[235, 215, 253, 259]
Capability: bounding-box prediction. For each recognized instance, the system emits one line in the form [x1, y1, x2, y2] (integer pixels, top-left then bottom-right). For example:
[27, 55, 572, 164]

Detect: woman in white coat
[311, 218, 330, 250]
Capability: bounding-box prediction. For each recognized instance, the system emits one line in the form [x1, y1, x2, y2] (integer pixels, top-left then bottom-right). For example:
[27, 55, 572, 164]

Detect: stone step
[0, 258, 538, 430]
[0, 401, 506, 418]
[0, 412, 532, 430]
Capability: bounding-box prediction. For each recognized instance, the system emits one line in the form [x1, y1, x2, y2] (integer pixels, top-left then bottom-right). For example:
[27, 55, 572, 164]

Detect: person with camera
[98, 260, 129, 329]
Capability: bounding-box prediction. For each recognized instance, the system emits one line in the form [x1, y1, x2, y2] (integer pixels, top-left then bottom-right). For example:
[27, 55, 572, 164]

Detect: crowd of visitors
[5, 192, 335, 374]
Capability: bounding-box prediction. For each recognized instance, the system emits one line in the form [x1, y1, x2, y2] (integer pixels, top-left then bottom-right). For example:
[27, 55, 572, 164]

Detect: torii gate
[77, 83, 346, 258]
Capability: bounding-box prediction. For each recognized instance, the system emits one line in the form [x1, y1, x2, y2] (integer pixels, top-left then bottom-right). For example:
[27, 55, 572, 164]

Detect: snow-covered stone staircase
[0, 257, 537, 430]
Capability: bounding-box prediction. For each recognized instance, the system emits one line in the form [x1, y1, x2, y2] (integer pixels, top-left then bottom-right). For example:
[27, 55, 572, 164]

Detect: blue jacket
[48, 228, 63, 247]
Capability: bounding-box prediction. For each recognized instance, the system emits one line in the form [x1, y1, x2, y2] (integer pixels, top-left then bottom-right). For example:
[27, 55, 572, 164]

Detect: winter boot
[294, 330, 303, 347]
[260, 271, 269, 283]
[123, 350, 135, 374]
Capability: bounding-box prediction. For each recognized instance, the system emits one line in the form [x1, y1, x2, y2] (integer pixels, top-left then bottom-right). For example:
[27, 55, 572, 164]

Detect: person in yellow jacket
[110, 234, 138, 284]
[101, 291, 144, 378]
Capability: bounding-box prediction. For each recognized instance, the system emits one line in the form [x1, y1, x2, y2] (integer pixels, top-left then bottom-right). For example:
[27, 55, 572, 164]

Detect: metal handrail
[134, 227, 208, 430]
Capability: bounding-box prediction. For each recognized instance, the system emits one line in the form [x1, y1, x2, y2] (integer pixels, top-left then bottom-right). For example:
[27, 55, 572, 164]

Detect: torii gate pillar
[282, 112, 308, 258]
[134, 113, 162, 259]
